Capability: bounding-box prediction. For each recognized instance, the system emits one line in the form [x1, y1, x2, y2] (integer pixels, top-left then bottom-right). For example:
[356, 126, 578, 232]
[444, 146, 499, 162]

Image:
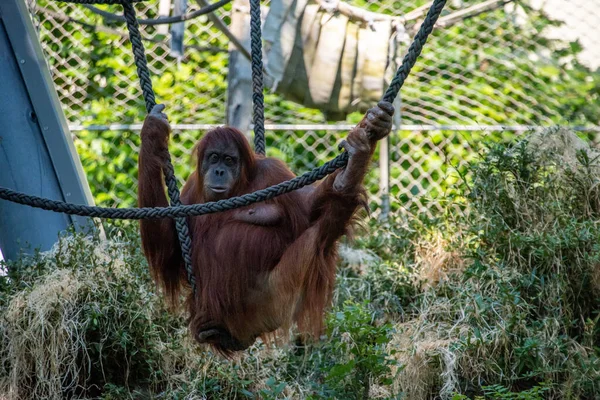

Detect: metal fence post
[378, 95, 401, 221]
[378, 134, 391, 221]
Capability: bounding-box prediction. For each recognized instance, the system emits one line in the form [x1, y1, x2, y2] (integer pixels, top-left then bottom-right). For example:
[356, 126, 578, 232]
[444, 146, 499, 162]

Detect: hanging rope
[0, 0, 448, 289]
[0, 154, 347, 218]
[249, 0, 266, 155]
[383, 0, 446, 103]
[120, 0, 196, 292]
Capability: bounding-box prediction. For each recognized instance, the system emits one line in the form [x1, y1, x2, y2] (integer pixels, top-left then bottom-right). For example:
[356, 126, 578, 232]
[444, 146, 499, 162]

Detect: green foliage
[452, 381, 551, 400]
[311, 301, 398, 399]
[2, 129, 600, 398]
[469, 136, 600, 326]
[35, 0, 600, 209]
[409, 131, 600, 398]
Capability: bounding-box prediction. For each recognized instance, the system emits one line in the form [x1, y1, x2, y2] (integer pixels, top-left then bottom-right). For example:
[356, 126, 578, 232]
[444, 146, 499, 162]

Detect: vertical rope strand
[121, 1, 155, 113]
[121, 0, 196, 293]
[383, 0, 447, 103]
[249, 0, 266, 155]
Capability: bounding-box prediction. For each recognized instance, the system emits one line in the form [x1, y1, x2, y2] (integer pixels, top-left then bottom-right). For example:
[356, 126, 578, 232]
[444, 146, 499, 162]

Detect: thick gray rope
[121, 1, 155, 112]
[0, 0, 447, 220]
[121, 0, 196, 291]
[383, 0, 447, 103]
[0, 153, 349, 218]
[249, 0, 266, 155]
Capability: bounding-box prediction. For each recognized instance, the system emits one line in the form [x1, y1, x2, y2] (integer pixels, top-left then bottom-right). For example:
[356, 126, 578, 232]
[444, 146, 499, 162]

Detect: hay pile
[390, 127, 600, 399]
[0, 234, 317, 399]
[0, 237, 167, 399]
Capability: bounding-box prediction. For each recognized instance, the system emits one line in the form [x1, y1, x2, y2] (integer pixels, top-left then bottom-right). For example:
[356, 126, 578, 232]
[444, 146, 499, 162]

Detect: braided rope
[249, 0, 266, 155]
[383, 0, 446, 103]
[121, 1, 155, 112]
[121, 0, 196, 291]
[0, 152, 349, 218]
[0, 0, 448, 250]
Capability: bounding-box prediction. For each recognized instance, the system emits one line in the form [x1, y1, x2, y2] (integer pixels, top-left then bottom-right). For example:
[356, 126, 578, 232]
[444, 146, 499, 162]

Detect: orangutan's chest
[197, 220, 297, 272]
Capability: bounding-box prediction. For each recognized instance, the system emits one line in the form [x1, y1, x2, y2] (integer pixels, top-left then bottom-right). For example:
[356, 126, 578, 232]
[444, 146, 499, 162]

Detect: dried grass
[4, 269, 85, 399]
[1, 238, 157, 399]
[0, 235, 312, 399]
[413, 232, 466, 290]
[339, 244, 380, 274]
[526, 126, 600, 174]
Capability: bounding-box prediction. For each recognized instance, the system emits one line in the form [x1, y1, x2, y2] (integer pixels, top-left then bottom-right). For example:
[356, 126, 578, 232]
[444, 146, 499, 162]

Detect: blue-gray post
[0, 0, 94, 261]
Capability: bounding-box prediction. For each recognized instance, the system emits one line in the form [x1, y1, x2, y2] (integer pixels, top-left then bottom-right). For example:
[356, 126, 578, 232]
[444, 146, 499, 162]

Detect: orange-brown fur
[138, 108, 386, 355]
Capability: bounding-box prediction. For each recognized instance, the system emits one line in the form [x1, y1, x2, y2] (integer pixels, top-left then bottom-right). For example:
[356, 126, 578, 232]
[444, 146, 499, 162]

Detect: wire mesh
[26, 0, 600, 216]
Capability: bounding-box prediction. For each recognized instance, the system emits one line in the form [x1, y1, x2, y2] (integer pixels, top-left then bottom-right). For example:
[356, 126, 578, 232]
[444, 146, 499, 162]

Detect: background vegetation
[1, 128, 599, 399]
[32, 0, 600, 209]
[1, 1, 599, 398]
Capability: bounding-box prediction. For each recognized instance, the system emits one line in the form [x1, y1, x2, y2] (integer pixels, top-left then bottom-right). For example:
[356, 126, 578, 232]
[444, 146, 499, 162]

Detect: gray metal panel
[0, 0, 94, 260]
[0, 0, 94, 209]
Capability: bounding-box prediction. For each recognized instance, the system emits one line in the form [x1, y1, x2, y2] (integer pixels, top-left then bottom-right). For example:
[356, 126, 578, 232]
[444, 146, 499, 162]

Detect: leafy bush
[452, 381, 552, 400]
[392, 128, 600, 398]
[283, 301, 398, 399]
[1, 128, 599, 399]
[36, 0, 600, 208]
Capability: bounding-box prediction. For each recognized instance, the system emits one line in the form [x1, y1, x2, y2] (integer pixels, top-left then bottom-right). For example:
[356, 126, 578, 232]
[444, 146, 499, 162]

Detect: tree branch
[435, 0, 515, 28]
[84, 0, 252, 61]
[81, 0, 232, 26]
[314, 0, 514, 30]
[39, 7, 225, 55]
[314, 0, 393, 25]
[194, 0, 252, 61]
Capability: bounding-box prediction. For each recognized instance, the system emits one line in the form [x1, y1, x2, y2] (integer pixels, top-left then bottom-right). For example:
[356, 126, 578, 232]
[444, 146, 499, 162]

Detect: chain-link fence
[27, 0, 600, 216]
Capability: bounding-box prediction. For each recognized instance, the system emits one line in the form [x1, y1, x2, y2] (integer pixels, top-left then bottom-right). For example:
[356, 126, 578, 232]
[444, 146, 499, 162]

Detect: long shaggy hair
[139, 123, 367, 355]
